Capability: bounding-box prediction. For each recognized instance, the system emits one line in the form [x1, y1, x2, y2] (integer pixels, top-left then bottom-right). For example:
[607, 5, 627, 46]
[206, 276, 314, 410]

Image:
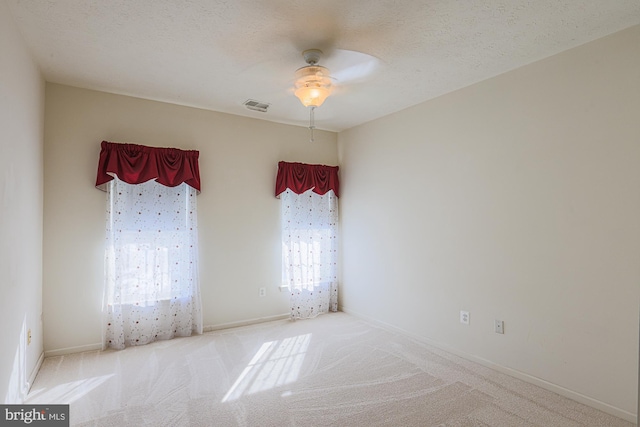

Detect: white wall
[0, 2, 45, 403]
[43, 84, 338, 354]
[338, 25, 640, 420]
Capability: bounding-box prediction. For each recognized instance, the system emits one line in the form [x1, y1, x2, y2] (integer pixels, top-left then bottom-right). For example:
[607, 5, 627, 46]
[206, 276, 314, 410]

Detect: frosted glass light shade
[294, 65, 333, 107]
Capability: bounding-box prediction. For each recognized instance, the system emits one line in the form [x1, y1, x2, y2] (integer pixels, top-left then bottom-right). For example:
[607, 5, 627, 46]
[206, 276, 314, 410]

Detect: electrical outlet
[259, 287, 266, 297]
[494, 320, 504, 334]
[27, 329, 32, 345]
[460, 311, 470, 325]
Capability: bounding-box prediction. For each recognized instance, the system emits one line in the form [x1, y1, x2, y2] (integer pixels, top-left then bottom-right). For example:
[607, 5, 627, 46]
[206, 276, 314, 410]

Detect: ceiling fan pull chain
[309, 106, 316, 143]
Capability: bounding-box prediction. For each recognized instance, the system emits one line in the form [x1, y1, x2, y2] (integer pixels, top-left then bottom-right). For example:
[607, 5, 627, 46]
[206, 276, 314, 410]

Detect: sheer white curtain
[104, 177, 202, 350]
[281, 188, 338, 319]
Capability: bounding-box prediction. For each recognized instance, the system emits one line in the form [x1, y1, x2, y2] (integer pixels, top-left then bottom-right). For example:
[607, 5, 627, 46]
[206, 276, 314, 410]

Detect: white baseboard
[203, 313, 289, 332]
[26, 351, 45, 394]
[43, 314, 291, 357]
[44, 343, 103, 358]
[341, 307, 637, 425]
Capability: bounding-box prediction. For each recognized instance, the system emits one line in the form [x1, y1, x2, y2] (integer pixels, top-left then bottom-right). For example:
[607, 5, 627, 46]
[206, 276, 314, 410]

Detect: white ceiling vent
[243, 99, 270, 113]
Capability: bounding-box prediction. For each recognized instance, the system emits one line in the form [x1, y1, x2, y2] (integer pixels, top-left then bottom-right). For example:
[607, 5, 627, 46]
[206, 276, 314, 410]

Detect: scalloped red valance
[95, 141, 201, 192]
[275, 161, 339, 198]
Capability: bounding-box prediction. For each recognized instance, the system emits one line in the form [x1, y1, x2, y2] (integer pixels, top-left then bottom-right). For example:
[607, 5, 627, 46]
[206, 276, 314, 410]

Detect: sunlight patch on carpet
[27, 374, 114, 404]
[222, 333, 311, 402]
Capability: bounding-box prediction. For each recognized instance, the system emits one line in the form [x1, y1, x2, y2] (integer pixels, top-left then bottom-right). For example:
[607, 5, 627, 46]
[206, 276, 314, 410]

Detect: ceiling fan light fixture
[294, 65, 333, 108]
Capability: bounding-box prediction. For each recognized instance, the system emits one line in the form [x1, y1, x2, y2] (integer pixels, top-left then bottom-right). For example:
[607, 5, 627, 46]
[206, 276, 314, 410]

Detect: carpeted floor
[26, 312, 632, 426]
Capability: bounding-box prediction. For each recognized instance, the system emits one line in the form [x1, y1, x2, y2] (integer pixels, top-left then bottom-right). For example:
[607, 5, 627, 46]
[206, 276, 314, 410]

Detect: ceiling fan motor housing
[302, 49, 323, 65]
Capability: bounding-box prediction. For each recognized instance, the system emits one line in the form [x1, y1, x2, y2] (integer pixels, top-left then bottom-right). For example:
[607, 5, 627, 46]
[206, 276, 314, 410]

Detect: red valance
[95, 141, 201, 192]
[275, 161, 339, 198]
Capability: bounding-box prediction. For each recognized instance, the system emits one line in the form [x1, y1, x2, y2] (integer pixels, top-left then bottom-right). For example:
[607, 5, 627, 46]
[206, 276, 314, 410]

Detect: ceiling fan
[291, 48, 380, 141]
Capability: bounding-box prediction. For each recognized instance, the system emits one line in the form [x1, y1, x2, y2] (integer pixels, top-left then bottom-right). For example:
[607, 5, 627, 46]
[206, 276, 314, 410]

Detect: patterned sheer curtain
[276, 161, 340, 320]
[97, 141, 202, 350]
[281, 189, 338, 318]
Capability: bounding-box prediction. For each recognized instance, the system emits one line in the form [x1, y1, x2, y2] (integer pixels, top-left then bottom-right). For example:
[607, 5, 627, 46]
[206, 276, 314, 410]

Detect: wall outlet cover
[460, 311, 470, 325]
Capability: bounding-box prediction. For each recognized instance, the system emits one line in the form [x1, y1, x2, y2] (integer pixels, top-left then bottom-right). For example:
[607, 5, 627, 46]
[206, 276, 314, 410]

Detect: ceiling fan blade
[324, 49, 382, 84]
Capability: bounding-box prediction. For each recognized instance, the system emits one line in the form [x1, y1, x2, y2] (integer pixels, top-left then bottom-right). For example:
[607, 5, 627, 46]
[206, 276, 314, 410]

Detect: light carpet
[26, 312, 632, 426]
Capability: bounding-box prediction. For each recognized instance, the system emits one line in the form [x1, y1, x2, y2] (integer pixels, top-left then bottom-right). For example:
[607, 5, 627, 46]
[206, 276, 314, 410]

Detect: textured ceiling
[6, 0, 640, 131]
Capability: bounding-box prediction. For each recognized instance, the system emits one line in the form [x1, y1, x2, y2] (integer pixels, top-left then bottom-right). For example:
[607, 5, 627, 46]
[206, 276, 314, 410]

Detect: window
[96, 141, 202, 349]
[276, 162, 339, 319]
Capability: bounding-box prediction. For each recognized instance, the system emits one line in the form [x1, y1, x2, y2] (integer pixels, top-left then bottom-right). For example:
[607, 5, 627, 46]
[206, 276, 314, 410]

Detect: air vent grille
[243, 99, 270, 113]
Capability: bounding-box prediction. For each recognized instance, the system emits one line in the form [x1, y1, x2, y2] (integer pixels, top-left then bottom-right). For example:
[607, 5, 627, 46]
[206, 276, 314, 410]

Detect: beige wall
[338, 25, 640, 420]
[43, 84, 338, 354]
[0, 2, 45, 403]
